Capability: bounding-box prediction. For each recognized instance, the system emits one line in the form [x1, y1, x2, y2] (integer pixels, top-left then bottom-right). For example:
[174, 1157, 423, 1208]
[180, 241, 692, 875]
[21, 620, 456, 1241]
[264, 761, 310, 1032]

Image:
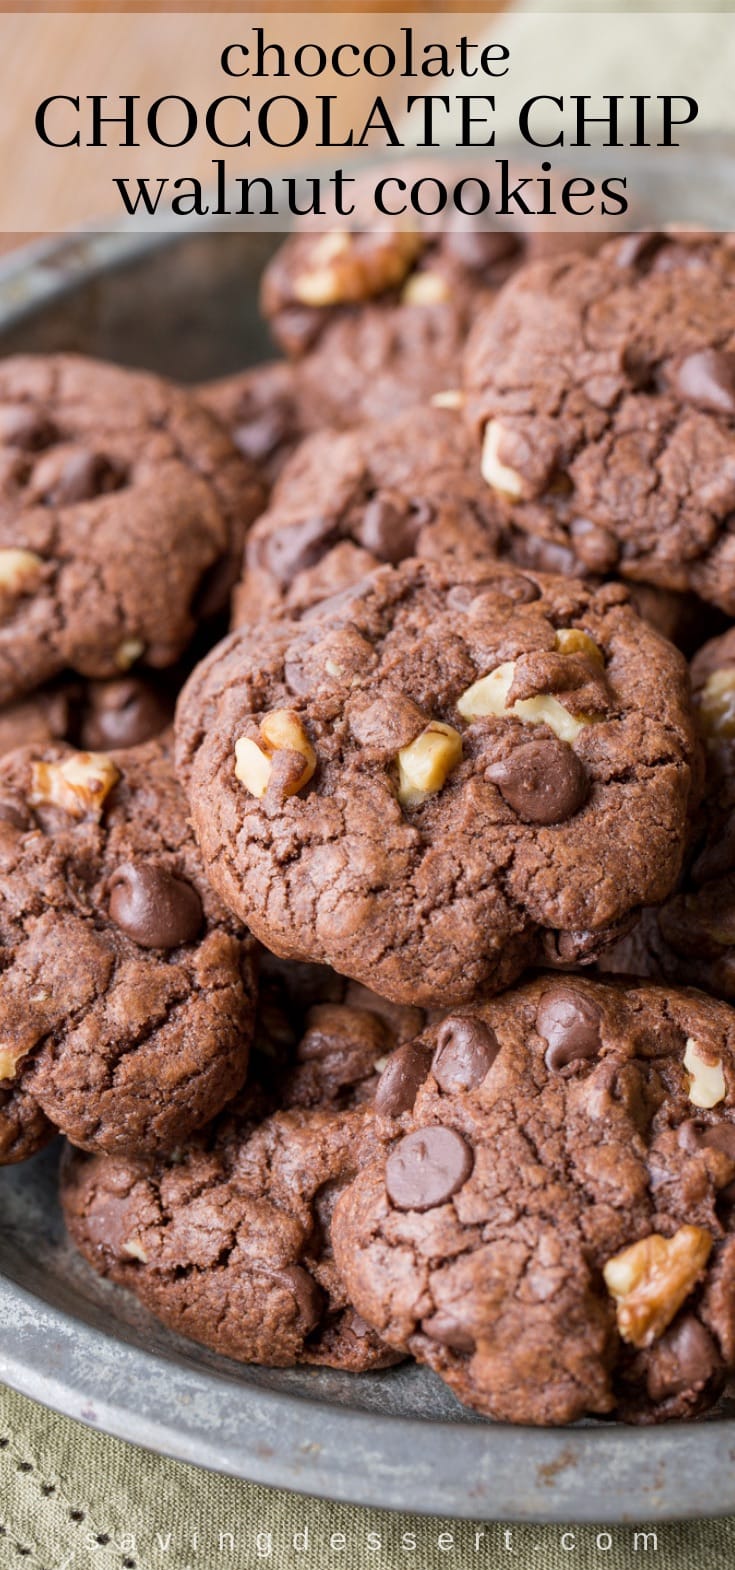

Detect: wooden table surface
[0, 0, 509, 240]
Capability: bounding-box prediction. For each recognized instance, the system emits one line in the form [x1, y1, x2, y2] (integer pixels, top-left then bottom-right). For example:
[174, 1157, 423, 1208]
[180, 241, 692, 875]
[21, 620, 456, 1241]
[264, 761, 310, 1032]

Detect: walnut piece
[291, 230, 423, 309]
[114, 638, 144, 671]
[0, 1043, 26, 1081]
[554, 627, 605, 667]
[699, 668, 735, 740]
[397, 721, 463, 807]
[684, 1037, 727, 1109]
[603, 1225, 712, 1348]
[122, 1236, 149, 1263]
[430, 388, 465, 411]
[401, 271, 451, 306]
[30, 751, 121, 819]
[0, 547, 43, 603]
[480, 421, 524, 499]
[457, 660, 588, 742]
[235, 709, 316, 800]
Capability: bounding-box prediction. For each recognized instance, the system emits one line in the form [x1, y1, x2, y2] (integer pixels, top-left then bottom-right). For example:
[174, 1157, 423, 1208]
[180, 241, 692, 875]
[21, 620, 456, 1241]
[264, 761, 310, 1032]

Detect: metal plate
[2, 190, 735, 1521]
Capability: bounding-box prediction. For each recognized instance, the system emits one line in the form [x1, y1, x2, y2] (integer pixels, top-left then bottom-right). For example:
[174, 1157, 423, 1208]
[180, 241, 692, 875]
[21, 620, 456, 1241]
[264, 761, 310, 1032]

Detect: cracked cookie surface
[198, 360, 312, 490]
[0, 353, 265, 704]
[176, 556, 698, 1008]
[333, 976, 735, 1425]
[233, 405, 505, 627]
[61, 958, 423, 1369]
[0, 738, 256, 1160]
[601, 625, 735, 1000]
[463, 233, 735, 612]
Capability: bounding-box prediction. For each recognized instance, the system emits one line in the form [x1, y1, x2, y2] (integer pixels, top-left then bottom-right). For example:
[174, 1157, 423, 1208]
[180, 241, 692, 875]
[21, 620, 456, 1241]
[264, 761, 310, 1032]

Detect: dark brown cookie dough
[601, 625, 735, 999]
[231, 401, 713, 654]
[0, 354, 265, 705]
[0, 738, 256, 1161]
[233, 405, 504, 627]
[176, 556, 698, 1008]
[463, 233, 735, 613]
[61, 962, 422, 1370]
[198, 360, 312, 489]
[333, 976, 735, 1425]
[0, 686, 72, 757]
[0, 675, 173, 762]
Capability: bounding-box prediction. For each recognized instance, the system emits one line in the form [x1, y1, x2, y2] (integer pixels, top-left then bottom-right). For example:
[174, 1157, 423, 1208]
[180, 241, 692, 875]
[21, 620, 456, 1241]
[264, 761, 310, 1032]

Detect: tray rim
[4, 1265, 735, 1524]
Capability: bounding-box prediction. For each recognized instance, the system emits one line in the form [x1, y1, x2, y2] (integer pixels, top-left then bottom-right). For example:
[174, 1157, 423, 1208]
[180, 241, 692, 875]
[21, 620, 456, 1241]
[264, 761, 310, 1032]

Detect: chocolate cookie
[0, 686, 72, 757]
[0, 739, 256, 1161]
[0, 675, 173, 762]
[333, 976, 735, 1425]
[231, 402, 711, 653]
[233, 404, 504, 627]
[261, 223, 516, 359]
[176, 557, 698, 1008]
[463, 233, 735, 613]
[0, 354, 265, 704]
[61, 962, 423, 1370]
[198, 360, 311, 489]
[601, 626, 735, 999]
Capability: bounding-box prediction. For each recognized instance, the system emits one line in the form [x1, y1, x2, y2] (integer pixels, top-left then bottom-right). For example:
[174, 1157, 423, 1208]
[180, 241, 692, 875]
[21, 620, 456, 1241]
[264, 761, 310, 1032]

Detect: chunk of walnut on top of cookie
[176, 556, 699, 1010]
[333, 975, 735, 1425]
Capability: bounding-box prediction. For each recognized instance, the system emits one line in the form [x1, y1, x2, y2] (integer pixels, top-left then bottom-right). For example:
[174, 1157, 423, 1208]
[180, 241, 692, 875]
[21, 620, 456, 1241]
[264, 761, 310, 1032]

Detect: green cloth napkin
[1, 1381, 735, 1570]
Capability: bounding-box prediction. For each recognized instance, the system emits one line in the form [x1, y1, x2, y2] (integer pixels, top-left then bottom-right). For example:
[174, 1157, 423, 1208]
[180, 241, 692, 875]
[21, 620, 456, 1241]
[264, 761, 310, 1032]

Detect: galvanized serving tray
[2, 175, 735, 1520]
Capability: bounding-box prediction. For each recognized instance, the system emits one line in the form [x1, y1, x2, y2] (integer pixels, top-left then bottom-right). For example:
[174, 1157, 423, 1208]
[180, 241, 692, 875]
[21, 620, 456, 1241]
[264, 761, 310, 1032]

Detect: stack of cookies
[4, 225, 735, 1428]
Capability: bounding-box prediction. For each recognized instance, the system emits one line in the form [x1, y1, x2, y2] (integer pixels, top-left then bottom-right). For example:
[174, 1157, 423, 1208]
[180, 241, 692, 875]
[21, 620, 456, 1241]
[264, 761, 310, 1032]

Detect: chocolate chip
[356, 494, 427, 565]
[536, 986, 602, 1071]
[386, 1127, 473, 1211]
[678, 1119, 735, 1160]
[278, 1265, 324, 1334]
[233, 407, 289, 465]
[646, 1315, 721, 1403]
[422, 1311, 476, 1353]
[678, 1118, 735, 1200]
[108, 863, 203, 949]
[487, 738, 589, 825]
[444, 227, 520, 273]
[193, 554, 237, 620]
[673, 349, 735, 417]
[39, 450, 126, 506]
[432, 1017, 499, 1094]
[260, 515, 338, 586]
[0, 404, 56, 451]
[614, 232, 665, 270]
[375, 1042, 433, 1116]
[80, 679, 171, 751]
[0, 800, 27, 830]
[447, 574, 539, 611]
[488, 573, 540, 604]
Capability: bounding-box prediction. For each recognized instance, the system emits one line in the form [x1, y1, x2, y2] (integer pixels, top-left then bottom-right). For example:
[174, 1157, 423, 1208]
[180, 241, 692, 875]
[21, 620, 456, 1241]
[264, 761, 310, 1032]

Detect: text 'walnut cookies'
[0, 353, 265, 706]
[61, 961, 426, 1371]
[176, 557, 698, 1008]
[0, 739, 256, 1163]
[233, 404, 505, 628]
[463, 233, 735, 614]
[332, 976, 735, 1426]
